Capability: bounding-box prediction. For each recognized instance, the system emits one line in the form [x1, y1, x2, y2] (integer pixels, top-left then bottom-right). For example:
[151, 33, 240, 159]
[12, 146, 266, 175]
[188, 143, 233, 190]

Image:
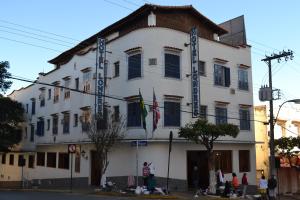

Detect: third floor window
[165, 52, 180, 79]
[238, 68, 249, 90]
[214, 64, 230, 87]
[128, 53, 141, 80]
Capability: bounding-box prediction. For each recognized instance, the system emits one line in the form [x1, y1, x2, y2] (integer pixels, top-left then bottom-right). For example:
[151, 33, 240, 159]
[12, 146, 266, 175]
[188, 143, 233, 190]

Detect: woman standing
[241, 173, 248, 198]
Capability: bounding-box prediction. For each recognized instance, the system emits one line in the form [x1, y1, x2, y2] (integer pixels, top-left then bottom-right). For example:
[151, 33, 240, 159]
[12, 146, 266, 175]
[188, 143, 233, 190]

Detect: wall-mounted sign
[190, 27, 200, 118]
[97, 38, 106, 118]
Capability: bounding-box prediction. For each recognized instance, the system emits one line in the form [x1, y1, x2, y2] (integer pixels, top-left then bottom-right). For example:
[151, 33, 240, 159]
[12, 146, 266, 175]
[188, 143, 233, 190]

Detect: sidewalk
[0, 187, 299, 200]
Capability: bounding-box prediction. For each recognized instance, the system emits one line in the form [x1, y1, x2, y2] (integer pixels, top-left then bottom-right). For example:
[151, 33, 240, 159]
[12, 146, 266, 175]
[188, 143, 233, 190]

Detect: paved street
[0, 190, 131, 200]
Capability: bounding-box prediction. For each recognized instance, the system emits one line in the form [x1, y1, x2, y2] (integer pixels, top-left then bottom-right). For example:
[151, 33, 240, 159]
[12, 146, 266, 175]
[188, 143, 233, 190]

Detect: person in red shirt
[231, 173, 239, 193]
[142, 162, 150, 187]
[241, 173, 248, 198]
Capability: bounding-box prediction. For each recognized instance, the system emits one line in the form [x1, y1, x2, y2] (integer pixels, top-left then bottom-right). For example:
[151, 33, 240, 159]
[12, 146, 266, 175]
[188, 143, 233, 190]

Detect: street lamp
[269, 99, 300, 176]
[274, 99, 300, 122]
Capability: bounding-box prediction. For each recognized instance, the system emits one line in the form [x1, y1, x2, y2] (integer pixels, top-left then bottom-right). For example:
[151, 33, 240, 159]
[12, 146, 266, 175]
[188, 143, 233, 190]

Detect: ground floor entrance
[187, 151, 209, 189]
[90, 151, 101, 186]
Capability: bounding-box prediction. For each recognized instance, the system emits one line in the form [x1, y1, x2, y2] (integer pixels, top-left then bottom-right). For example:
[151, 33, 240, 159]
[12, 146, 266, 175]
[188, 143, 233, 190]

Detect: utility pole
[261, 50, 293, 176]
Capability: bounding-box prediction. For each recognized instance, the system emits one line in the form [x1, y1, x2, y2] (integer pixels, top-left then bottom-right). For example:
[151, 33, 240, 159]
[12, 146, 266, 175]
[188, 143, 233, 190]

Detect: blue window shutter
[224, 67, 230, 87]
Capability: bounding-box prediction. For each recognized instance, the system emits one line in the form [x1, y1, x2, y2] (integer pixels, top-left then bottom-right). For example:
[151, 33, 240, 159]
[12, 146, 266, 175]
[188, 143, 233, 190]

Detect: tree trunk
[207, 150, 216, 194]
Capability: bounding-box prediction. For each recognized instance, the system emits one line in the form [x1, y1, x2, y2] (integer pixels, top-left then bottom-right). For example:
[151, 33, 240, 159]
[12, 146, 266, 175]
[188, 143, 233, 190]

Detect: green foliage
[0, 97, 24, 151]
[178, 119, 239, 150]
[274, 136, 300, 156]
[0, 61, 12, 94]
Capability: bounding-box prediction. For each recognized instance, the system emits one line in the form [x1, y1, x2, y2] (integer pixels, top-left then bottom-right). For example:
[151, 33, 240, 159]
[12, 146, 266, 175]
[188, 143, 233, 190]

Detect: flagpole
[152, 88, 154, 139]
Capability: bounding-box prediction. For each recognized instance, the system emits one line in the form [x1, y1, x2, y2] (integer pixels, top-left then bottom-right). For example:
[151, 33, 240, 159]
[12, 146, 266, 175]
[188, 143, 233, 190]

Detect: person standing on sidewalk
[142, 162, 150, 188]
[241, 173, 248, 198]
[268, 175, 277, 200]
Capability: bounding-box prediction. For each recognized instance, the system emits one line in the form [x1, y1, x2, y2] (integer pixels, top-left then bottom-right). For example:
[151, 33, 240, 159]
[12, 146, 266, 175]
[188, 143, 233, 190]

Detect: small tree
[274, 136, 300, 167]
[86, 109, 126, 187]
[178, 119, 239, 193]
[0, 97, 24, 151]
[0, 61, 12, 93]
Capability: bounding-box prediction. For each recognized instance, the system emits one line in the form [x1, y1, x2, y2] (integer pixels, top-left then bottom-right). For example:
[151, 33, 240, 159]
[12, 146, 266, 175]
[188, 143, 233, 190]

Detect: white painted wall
[3, 27, 255, 185]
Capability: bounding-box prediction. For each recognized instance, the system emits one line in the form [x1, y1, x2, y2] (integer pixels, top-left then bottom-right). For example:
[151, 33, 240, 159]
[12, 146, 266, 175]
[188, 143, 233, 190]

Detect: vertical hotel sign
[190, 27, 200, 118]
[97, 38, 106, 118]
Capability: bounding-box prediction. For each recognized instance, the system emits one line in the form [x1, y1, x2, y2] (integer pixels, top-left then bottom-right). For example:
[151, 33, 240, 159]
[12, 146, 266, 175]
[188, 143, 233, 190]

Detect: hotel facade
[0, 4, 256, 190]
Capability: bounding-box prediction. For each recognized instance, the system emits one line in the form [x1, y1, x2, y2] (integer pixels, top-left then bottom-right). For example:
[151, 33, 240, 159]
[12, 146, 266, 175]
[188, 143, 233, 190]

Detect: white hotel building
[0, 4, 256, 190]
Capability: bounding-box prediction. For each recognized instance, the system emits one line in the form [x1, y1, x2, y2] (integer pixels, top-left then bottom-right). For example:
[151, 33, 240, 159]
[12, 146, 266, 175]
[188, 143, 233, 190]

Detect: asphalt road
[0, 190, 132, 200]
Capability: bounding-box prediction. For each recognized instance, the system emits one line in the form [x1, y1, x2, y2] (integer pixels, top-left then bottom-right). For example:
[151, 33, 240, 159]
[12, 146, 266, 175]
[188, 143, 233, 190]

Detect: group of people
[142, 162, 156, 193]
[217, 170, 277, 199]
[258, 175, 277, 200]
[219, 172, 249, 198]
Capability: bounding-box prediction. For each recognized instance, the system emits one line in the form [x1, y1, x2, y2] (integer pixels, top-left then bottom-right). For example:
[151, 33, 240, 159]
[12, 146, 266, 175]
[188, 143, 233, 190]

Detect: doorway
[187, 151, 209, 189]
[91, 151, 101, 186]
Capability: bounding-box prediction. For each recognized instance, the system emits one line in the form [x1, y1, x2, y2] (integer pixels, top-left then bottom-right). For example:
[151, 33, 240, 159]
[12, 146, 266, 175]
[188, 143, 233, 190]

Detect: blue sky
[1, 0, 300, 107]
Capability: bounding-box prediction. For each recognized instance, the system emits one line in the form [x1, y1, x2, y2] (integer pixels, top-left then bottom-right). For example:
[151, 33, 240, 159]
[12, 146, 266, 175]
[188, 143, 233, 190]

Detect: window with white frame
[238, 68, 249, 90]
[198, 61, 206, 76]
[214, 64, 230, 87]
[127, 101, 141, 127]
[239, 107, 250, 130]
[82, 70, 91, 93]
[36, 118, 44, 136]
[52, 114, 58, 135]
[164, 98, 181, 127]
[64, 78, 71, 99]
[114, 61, 120, 78]
[215, 104, 228, 125]
[165, 50, 180, 79]
[80, 108, 91, 132]
[128, 51, 141, 80]
[39, 88, 45, 107]
[63, 112, 70, 134]
[53, 82, 60, 103]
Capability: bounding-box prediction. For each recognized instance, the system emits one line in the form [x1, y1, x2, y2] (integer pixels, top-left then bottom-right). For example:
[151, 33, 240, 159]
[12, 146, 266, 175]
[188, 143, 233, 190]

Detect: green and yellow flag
[139, 90, 148, 130]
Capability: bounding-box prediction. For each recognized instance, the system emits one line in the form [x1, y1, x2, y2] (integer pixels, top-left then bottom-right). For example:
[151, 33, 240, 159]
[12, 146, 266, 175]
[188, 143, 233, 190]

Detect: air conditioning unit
[230, 88, 235, 94]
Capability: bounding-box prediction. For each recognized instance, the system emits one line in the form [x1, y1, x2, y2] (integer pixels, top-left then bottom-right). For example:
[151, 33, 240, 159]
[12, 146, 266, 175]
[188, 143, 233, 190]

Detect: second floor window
[48, 89, 51, 100]
[200, 105, 207, 120]
[36, 118, 45, 136]
[164, 101, 180, 127]
[75, 78, 79, 90]
[54, 84, 60, 103]
[30, 124, 34, 142]
[47, 119, 50, 131]
[31, 99, 36, 115]
[198, 61, 206, 76]
[63, 112, 70, 134]
[39, 88, 46, 107]
[81, 109, 91, 132]
[238, 68, 249, 90]
[240, 108, 250, 130]
[74, 114, 78, 127]
[83, 71, 91, 93]
[64, 78, 71, 99]
[165, 52, 180, 79]
[214, 64, 230, 87]
[215, 106, 227, 125]
[114, 61, 120, 78]
[128, 53, 141, 80]
[127, 102, 141, 127]
[52, 115, 58, 135]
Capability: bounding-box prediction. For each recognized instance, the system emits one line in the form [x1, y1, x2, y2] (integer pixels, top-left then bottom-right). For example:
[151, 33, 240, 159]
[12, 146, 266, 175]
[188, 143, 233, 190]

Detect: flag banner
[153, 89, 160, 132]
[139, 90, 148, 130]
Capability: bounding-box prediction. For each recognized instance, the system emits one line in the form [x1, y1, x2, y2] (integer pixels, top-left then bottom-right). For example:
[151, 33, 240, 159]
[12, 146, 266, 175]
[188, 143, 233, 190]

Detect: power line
[6, 74, 267, 124]
[0, 19, 80, 42]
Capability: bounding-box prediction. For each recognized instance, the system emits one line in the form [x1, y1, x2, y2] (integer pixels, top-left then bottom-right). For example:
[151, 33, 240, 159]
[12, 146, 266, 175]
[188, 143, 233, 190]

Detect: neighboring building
[254, 105, 300, 194]
[0, 4, 256, 190]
